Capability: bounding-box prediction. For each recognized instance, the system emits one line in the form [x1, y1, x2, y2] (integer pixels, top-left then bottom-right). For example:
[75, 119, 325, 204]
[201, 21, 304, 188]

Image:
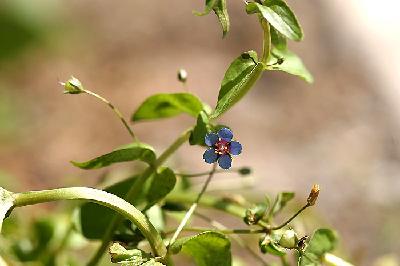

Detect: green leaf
[268, 48, 313, 83]
[132, 93, 204, 122]
[213, 0, 230, 37]
[271, 192, 295, 216]
[189, 111, 209, 146]
[212, 51, 264, 118]
[0, 187, 13, 232]
[270, 26, 287, 50]
[170, 231, 231, 266]
[71, 143, 156, 170]
[80, 168, 176, 239]
[246, 1, 302, 41]
[145, 167, 177, 209]
[299, 229, 338, 266]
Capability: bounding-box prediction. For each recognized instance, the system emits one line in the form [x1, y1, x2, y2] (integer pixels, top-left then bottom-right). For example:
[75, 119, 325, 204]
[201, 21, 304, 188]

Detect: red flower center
[215, 139, 230, 155]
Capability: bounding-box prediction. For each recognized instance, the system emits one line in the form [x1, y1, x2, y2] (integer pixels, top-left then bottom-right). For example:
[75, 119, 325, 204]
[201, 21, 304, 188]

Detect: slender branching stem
[87, 128, 192, 266]
[165, 227, 265, 235]
[271, 203, 310, 230]
[175, 167, 242, 178]
[11, 187, 166, 257]
[82, 89, 138, 142]
[168, 163, 217, 248]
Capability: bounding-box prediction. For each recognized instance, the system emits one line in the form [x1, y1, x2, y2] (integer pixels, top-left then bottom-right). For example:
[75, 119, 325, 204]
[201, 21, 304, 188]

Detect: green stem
[82, 89, 138, 142]
[175, 167, 242, 178]
[260, 18, 271, 64]
[168, 163, 217, 247]
[166, 192, 267, 228]
[166, 192, 246, 220]
[165, 227, 264, 235]
[12, 187, 166, 257]
[270, 203, 310, 230]
[88, 128, 192, 266]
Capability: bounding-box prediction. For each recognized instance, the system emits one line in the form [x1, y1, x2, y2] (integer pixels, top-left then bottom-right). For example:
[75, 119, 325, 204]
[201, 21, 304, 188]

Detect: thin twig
[164, 227, 265, 235]
[271, 203, 310, 230]
[168, 163, 217, 247]
[82, 89, 138, 142]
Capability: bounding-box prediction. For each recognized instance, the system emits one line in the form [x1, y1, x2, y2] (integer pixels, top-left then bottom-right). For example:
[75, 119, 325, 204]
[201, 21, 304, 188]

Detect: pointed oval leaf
[299, 228, 338, 266]
[170, 231, 231, 266]
[145, 167, 177, 209]
[212, 51, 264, 118]
[71, 143, 156, 170]
[268, 48, 313, 83]
[246, 1, 302, 41]
[132, 93, 204, 122]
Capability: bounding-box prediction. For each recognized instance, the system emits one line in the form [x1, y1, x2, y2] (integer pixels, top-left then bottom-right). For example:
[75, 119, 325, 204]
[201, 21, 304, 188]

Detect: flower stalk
[168, 163, 217, 248]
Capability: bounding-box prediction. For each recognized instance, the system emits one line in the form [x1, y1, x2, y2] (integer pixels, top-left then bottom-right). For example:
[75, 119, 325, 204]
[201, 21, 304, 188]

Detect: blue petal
[205, 133, 219, 147]
[218, 128, 233, 141]
[230, 141, 242, 155]
[218, 154, 232, 169]
[203, 148, 218, 164]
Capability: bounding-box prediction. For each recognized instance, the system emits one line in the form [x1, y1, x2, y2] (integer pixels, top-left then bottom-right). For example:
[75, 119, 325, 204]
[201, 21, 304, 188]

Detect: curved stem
[82, 89, 138, 142]
[12, 187, 166, 258]
[260, 18, 271, 64]
[88, 128, 192, 266]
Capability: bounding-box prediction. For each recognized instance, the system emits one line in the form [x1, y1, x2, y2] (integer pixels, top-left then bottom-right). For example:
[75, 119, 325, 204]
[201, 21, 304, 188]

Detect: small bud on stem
[177, 69, 188, 83]
[307, 184, 320, 206]
[60, 76, 84, 94]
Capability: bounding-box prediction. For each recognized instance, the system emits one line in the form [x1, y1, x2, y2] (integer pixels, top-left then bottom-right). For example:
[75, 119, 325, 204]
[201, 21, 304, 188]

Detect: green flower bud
[279, 229, 298, 249]
[61, 76, 84, 94]
[177, 69, 188, 83]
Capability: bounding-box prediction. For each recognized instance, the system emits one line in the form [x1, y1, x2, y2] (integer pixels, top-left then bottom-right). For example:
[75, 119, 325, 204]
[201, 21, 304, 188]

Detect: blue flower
[203, 128, 242, 169]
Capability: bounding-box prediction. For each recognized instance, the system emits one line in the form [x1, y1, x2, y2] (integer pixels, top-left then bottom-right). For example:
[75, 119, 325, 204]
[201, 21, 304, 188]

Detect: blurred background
[0, 0, 399, 265]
